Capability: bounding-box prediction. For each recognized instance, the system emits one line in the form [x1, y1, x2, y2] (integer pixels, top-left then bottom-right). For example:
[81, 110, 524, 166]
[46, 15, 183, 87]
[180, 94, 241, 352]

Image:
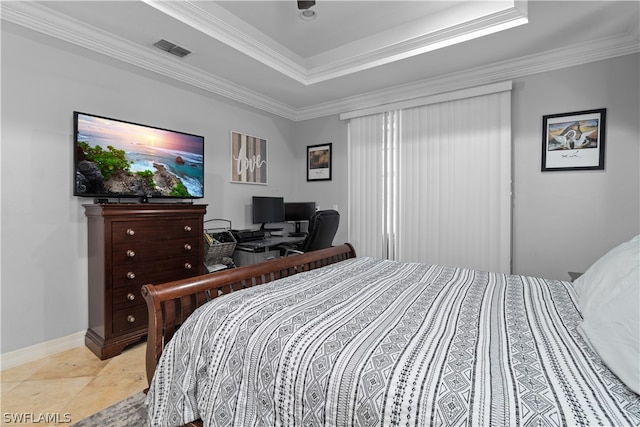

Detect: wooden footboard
[141, 243, 356, 386]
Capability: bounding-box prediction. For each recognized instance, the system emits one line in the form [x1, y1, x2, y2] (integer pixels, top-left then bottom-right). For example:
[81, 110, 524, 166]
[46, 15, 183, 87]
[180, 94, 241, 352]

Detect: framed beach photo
[307, 143, 332, 181]
[230, 131, 268, 185]
[541, 109, 606, 171]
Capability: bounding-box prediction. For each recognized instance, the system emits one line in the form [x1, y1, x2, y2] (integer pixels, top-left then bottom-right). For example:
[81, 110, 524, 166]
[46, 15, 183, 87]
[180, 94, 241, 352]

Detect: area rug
[72, 391, 148, 426]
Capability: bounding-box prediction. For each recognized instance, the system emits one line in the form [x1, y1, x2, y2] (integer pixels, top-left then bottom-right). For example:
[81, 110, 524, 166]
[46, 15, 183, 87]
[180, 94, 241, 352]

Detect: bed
[142, 239, 640, 427]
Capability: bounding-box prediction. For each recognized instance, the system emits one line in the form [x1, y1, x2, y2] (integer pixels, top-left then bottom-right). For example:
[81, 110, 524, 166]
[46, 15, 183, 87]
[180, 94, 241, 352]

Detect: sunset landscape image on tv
[74, 112, 204, 199]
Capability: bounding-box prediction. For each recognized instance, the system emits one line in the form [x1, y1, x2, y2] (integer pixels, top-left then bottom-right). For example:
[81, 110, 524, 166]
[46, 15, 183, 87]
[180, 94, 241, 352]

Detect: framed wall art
[307, 143, 332, 181]
[541, 108, 606, 171]
[231, 131, 267, 185]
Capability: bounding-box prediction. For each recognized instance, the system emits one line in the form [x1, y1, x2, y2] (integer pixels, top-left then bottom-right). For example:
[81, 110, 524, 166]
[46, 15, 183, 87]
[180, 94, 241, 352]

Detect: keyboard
[238, 239, 272, 248]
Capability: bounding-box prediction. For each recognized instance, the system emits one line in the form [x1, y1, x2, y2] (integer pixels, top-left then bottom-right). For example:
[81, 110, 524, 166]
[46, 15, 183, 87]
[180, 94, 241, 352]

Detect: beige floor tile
[25, 347, 109, 381]
[1, 381, 21, 395]
[61, 373, 146, 423]
[1, 343, 149, 426]
[0, 358, 50, 383]
[0, 377, 93, 416]
[99, 342, 146, 377]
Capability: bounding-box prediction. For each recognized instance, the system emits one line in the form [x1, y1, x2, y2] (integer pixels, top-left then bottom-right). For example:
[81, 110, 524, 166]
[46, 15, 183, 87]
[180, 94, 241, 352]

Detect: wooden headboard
[141, 243, 356, 386]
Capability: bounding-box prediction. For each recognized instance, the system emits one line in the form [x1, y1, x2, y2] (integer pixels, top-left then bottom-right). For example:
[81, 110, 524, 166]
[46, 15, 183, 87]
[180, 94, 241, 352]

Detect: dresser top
[83, 203, 208, 218]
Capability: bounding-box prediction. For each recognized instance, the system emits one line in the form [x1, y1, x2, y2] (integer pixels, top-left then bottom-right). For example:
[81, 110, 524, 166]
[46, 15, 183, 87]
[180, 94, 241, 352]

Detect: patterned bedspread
[146, 257, 640, 427]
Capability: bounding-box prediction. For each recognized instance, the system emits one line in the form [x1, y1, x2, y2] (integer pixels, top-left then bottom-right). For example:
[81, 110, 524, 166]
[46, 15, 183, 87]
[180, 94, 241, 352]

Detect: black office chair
[281, 209, 340, 256]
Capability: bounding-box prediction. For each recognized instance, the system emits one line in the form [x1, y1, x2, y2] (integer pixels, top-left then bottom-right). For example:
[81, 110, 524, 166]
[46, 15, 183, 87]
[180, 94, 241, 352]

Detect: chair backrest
[301, 209, 340, 252]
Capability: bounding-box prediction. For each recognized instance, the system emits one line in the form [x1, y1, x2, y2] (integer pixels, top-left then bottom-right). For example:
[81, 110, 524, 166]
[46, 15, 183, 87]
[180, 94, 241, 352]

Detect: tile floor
[0, 342, 147, 426]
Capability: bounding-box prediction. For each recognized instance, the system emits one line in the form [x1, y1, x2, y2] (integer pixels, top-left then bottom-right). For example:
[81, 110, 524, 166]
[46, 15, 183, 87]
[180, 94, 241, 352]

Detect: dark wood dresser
[84, 203, 207, 359]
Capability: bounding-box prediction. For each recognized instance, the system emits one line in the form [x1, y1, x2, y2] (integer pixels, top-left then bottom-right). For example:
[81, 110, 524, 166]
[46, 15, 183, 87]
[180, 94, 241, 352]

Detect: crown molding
[141, 0, 309, 84]
[2, 1, 638, 122]
[295, 29, 640, 121]
[303, 6, 528, 84]
[1, 0, 299, 120]
[143, 0, 528, 86]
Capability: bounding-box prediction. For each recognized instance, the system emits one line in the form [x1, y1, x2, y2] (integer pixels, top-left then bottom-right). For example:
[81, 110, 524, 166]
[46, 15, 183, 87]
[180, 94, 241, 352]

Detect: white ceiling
[2, 1, 638, 121]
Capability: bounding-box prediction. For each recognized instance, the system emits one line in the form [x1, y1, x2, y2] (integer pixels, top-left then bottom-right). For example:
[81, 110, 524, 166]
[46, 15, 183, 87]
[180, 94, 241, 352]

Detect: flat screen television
[74, 111, 204, 200]
[252, 196, 285, 230]
[285, 202, 316, 234]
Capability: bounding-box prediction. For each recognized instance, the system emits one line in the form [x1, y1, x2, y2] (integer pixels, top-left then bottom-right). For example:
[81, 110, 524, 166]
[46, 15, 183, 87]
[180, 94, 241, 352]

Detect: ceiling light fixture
[299, 9, 317, 20]
[297, 0, 316, 20]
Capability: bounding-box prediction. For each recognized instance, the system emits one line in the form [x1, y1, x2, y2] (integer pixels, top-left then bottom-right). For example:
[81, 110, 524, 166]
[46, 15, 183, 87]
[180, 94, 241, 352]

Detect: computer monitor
[252, 196, 285, 230]
[285, 202, 316, 234]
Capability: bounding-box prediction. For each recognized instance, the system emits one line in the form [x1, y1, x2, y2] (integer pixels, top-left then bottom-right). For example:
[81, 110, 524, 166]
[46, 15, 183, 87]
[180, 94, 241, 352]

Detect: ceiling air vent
[297, 1, 315, 9]
[153, 39, 191, 58]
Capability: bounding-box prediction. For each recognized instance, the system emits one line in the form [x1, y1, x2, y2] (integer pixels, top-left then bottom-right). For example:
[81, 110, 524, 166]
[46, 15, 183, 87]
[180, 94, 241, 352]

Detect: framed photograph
[541, 108, 606, 171]
[307, 143, 332, 181]
[231, 131, 267, 185]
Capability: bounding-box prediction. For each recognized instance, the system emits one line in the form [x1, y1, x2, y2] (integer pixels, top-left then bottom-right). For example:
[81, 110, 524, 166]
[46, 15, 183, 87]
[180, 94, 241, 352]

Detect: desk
[233, 235, 306, 267]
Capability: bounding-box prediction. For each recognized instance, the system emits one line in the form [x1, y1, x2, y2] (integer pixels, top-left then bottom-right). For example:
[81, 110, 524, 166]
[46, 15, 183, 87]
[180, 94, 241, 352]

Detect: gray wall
[511, 54, 639, 279]
[1, 21, 638, 353]
[302, 54, 639, 281]
[0, 24, 300, 353]
[291, 115, 349, 246]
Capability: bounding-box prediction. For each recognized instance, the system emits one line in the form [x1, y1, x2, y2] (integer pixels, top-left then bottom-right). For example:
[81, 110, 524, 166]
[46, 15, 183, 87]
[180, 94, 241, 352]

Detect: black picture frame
[541, 108, 606, 171]
[307, 143, 332, 181]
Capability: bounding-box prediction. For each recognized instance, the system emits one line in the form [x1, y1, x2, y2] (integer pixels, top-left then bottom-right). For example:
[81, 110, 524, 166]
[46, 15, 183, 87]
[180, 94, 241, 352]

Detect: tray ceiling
[2, 1, 638, 121]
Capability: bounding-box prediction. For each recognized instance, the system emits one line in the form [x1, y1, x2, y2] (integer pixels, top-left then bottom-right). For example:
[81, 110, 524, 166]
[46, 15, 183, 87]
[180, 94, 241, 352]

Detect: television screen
[252, 196, 285, 228]
[74, 111, 204, 199]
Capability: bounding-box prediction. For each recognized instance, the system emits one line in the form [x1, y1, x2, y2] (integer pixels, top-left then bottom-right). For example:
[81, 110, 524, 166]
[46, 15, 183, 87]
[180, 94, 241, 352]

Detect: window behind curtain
[347, 87, 512, 273]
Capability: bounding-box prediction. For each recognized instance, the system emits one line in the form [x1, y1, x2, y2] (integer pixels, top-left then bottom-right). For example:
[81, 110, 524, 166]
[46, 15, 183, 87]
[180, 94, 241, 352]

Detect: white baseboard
[0, 331, 86, 371]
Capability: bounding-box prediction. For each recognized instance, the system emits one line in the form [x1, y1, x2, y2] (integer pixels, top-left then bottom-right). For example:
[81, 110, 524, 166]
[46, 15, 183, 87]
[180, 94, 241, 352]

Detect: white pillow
[574, 234, 639, 394]
[573, 234, 639, 317]
[578, 276, 639, 394]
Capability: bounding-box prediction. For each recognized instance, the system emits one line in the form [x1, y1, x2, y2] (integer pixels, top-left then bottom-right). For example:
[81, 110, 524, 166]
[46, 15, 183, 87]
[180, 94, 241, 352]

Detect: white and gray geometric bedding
[146, 257, 640, 427]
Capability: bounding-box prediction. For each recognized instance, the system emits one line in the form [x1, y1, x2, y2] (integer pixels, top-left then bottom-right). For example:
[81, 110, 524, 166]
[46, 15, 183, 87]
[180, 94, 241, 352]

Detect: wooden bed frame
[141, 243, 356, 388]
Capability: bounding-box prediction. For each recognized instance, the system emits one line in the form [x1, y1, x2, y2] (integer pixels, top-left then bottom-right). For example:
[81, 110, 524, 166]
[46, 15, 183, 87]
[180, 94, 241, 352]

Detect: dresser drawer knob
[127, 315, 136, 323]
[126, 293, 136, 301]
[126, 228, 135, 236]
[184, 262, 192, 270]
[184, 243, 192, 251]
[126, 271, 136, 280]
[126, 250, 136, 258]
[184, 225, 192, 232]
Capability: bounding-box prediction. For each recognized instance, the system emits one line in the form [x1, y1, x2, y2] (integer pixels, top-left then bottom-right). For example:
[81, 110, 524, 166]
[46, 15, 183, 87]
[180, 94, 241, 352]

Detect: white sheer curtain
[347, 85, 512, 272]
[347, 113, 386, 258]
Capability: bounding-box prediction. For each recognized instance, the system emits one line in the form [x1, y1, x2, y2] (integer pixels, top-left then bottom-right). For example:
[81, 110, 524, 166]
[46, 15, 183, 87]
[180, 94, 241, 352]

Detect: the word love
[233, 144, 266, 175]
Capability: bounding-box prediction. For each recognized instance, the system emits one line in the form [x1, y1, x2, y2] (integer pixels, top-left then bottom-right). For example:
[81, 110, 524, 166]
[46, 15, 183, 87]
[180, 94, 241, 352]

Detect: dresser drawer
[112, 218, 200, 243]
[113, 305, 147, 333]
[112, 238, 199, 265]
[112, 256, 201, 288]
[112, 284, 145, 310]
[84, 203, 207, 359]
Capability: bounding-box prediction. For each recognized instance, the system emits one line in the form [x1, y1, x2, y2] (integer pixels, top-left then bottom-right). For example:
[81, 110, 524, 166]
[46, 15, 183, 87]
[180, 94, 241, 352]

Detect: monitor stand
[260, 223, 283, 232]
[287, 221, 307, 237]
